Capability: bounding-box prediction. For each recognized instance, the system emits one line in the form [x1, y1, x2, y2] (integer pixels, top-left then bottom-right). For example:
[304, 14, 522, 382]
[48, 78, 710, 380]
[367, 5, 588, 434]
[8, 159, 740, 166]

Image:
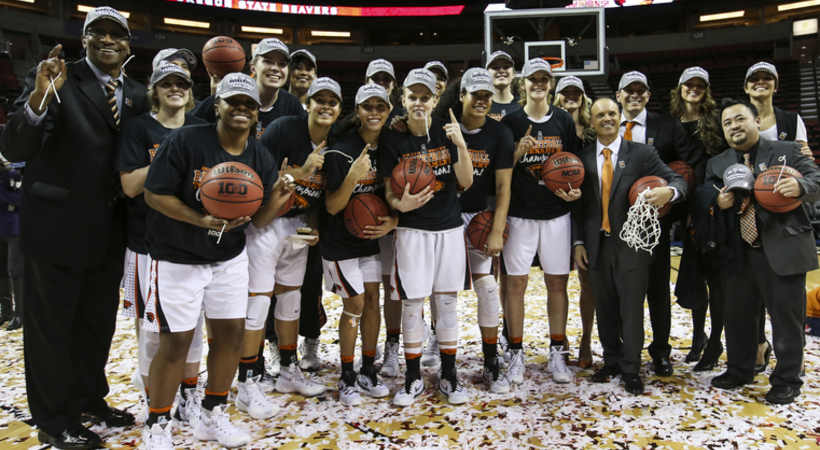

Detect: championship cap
[521, 58, 553, 78]
[307, 77, 343, 101]
[83, 6, 130, 38]
[678, 66, 709, 86]
[150, 63, 193, 89]
[424, 61, 448, 79]
[722, 163, 755, 192]
[152, 48, 197, 71]
[253, 38, 290, 61]
[290, 49, 317, 70]
[403, 69, 438, 95]
[555, 76, 585, 94]
[618, 71, 650, 91]
[217, 73, 261, 106]
[745, 62, 779, 89]
[355, 83, 390, 105]
[485, 50, 514, 69]
[461, 68, 496, 94]
[366, 59, 395, 80]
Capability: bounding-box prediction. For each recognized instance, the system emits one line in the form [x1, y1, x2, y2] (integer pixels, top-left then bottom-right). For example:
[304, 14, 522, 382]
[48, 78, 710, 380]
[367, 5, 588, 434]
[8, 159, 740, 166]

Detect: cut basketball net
[620, 189, 662, 254]
[773, 155, 787, 193]
[39, 71, 62, 111]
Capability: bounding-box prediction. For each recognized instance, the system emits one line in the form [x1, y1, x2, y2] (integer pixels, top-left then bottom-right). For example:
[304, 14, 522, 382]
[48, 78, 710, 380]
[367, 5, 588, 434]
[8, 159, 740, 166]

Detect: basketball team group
[2, 6, 819, 450]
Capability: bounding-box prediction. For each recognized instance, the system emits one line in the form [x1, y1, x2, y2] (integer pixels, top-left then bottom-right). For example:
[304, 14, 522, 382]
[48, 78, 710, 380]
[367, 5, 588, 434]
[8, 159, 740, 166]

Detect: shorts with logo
[391, 227, 471, 301]
[500, 213, 571, 276]
[246, 215, 309, 292]
[322, 256, 382, 299]
[122, 248, 150, 319]
[461, 211, 494, 275]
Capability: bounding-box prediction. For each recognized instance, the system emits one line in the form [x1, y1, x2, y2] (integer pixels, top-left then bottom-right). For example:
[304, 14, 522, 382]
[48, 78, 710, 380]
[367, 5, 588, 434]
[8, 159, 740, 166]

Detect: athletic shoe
[357, 370, 390, 398]
[173, 388, 201, 426]
[499, 335, 512, 363]
[392, 376, 425, 407]
[338, 376, 363, 406]
[438, 371, 469, 405]
[276, 363, 326, 397]
[143, 417, 174, 450]
[380, 342, 401, 378]
[258, 370, 276, 394]
[507, 349, 525, 384]
[236, 376, 279, 419]
[483, 362, 512, 394]
[548, 345, 572, 384]
[266, 341, 281, 377]
[299, 338, 321, 372]
[194, 405, 250, 448]
[421, 330, 440, 367]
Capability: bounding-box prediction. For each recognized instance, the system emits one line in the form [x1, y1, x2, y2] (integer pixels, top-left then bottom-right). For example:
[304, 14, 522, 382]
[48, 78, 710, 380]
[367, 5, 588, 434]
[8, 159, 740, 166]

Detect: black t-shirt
[192, 90, 306, 140]
[379, 117, 462, 231]
[260, 115, 326, 218]
[144, 124, 277, 264]
[319, 130, 384, 261]
[488, 96, 521, 122]
[502, 107, 581, 220]
[116, 112, 208, 254]
[457, 119, 515, 213]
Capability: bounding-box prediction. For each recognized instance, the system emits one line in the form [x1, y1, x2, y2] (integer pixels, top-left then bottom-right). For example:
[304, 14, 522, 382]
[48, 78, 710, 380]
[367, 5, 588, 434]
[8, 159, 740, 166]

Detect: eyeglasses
[222, 96, 259, 111]
[86, 27, 130, 42]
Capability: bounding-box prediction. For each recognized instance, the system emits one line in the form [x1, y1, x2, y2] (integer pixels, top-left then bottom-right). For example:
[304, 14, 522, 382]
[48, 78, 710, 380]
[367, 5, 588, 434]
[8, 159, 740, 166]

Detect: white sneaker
[258, 370, 276, 394]
[276, 363, 326, 397]
[421, 331, 440, 367]
[173, 388, 201, 426]
[483, 363, 512, 394]
[194, 405, 250, 448]
[266, 341, 281, 377]
[143, 418, 174, 450]
[507, 349, 525, 384]
[438, 372, 469, 405]
[357, 371, 390, 398]
[236, 376, 279, 419]
[338, 376, 363, 406]
[299, 338, 321, 372]
[548, 346, 573, 384]
[380, 342, 401, 378]
[392, 376, 424, 407]
[499, 335, 512, 363]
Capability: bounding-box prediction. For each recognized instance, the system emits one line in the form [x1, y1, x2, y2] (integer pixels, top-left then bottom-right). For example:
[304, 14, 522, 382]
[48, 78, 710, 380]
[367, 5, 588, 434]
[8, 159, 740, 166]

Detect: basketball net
[619, 190, 662, 254]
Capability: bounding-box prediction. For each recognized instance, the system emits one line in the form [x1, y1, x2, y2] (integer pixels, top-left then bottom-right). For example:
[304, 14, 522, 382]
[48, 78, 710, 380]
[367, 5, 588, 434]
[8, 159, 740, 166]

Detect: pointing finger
[360, 144, 371, 159]
[312, 140, 326, 154]
[47, 44, 62, 60]
[525, 125, 532, 137]
[449, 108, 458, 124]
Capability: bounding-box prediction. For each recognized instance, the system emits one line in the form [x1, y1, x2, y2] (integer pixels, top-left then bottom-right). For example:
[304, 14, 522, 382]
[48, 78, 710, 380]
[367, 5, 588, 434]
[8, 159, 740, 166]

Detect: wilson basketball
[199, 162, 263, 219]
[668, 160, 695, 195]
[542, 151, 585, 191]
[754, 165, 803, 213]
[202, 36, 246, 78]
[466, 210, 510, 251]
[629, 175, 672, 217]
[344, 193, 389, 239]
[390, 159, 436, 198]
[277, 193, 295, 217]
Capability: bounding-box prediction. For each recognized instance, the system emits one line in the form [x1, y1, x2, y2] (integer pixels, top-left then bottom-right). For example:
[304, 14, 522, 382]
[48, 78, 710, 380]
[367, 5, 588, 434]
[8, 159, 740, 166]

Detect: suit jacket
[646, 112, 707, 184]
[705, 139, 820, 277]
[571, 139, 687, 270]
[0, 59, 149, 267]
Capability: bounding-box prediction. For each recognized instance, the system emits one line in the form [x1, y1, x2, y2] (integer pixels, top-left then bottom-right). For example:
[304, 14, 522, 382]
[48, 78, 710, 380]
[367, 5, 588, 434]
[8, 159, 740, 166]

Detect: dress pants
[646, 216, 671, 360]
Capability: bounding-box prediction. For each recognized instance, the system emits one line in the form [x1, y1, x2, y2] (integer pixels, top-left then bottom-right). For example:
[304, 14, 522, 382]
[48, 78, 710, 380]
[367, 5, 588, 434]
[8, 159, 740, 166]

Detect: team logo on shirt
[457, 148, 490, 193]
[353, 162, 382, 194]
[192, 166, 210, 189]
[518, 133, 563, 185]
[287, 164, 325, 211]
[255, 122, 266, 141]
[149, 144, 159, 162]
[399, 148, 452, 193]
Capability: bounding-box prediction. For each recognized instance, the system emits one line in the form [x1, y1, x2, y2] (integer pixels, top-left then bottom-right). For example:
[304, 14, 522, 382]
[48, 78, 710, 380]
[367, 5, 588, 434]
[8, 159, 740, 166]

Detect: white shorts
[391, 227, 471, 301]
[246, 215, 309, 292]
[501, 214, 571, 276]
[122, 249, 150, 319]
[322, 256, 382, 299]
[378, 234, 393, 277]
[461, 211, 493, 275]
[142, 249, 249, 333]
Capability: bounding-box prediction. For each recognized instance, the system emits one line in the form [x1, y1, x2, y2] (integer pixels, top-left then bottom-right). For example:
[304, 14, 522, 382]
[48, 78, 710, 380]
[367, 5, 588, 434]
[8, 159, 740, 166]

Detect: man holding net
[571, 98, 686, 396]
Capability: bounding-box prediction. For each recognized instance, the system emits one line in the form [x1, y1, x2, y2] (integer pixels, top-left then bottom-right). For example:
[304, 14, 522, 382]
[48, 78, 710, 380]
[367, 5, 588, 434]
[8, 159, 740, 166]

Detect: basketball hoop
[540, 57, 564, 70]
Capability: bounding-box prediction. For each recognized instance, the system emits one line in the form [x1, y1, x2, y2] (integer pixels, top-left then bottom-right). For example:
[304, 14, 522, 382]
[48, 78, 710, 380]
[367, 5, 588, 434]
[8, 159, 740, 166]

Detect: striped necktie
[106, 78, 121, 127]
[739, 153, 758, 244]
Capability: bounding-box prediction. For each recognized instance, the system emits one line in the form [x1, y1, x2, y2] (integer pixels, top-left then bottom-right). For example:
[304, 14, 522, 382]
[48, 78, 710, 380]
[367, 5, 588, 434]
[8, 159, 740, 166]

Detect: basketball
[542, 151, 585, 191]
[277, 192, 295, 217]
[668, 160, 695, 195]
[466, 210, 510, 251]
[753, 165, 803, 213]
[629, 175, 672, 217]
[199, 162, 264, 219]
[343, 193, 389, 239]
[390, 159, 436, 198]
[202, 36, 246, 78]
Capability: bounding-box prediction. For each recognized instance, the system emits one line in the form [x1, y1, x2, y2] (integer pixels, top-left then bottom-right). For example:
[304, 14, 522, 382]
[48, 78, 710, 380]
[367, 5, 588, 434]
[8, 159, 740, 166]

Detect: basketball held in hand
[390, 159, 436, 198]
[754, 165, 803, 213]
[344, 194, 389, 239]
[542, 151, 585, 192]
[200, 162, 263, 219]
[467, 210, 510, 251]
[202, 36, 246, 78]
[629, 176, 671, 217]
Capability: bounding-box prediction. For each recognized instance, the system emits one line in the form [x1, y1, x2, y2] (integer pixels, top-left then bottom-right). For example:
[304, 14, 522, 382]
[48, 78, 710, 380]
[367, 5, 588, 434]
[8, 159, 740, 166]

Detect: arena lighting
[78, 4, 131, 18]
[310, 30, 351, 37]
[164, 17, 211, 28]
[699, 10, 745, 22]
[241, 26, 283, 34]
[14, 0, 35, 3]
[161, 1, 464, 17]
[779, 0, 820, 11]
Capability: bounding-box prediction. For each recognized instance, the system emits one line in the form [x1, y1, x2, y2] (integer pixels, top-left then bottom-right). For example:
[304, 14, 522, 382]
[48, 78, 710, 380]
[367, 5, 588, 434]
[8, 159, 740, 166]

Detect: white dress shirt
[619, 109, 648, 144]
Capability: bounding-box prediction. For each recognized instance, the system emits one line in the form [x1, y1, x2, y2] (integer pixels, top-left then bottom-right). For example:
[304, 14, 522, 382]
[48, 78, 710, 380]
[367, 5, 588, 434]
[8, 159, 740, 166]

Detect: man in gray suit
[706, 97, 820, 404]
[572, 98, 686, 395]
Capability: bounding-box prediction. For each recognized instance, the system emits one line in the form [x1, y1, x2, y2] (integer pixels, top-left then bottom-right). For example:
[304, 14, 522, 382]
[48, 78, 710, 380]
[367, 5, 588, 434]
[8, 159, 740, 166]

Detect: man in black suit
[616, 71, 704, 376]
[573, 98, 687, 395]
[706, 97, 820, 404]
[0, 7, 148, 449]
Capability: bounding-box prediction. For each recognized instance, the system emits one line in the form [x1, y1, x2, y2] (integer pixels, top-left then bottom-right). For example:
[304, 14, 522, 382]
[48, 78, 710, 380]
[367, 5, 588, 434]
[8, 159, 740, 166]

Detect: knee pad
[435, 293, 459, 343]
[474, 277, 500, 328]
[138, 320, 161, 377]
[186, 314, 205, 364]
[274, 289, 301, 321]
[245, 294, 271, 330]
[402, 298, 424, 344]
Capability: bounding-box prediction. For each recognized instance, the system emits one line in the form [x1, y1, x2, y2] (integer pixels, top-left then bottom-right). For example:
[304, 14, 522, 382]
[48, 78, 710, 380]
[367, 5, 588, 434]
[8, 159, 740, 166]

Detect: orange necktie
[601, 148, 613, 233]
[624, 122, 635, 141]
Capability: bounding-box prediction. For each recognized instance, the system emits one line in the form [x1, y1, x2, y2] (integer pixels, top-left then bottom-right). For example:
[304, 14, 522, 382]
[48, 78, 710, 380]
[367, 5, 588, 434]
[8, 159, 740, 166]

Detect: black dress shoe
[38, 425, 102, 450]
[590, 365, 621, 383]
[652, 357, 674, 376]
[754, 340, 772, 374]
[765, 385, 801, 404]
[685, 333, 706, 363]
[622, 373, 644, 395]
[711, 371, 754, 389]
[694, 342, 724, 372]
[80, 405, 135, 428]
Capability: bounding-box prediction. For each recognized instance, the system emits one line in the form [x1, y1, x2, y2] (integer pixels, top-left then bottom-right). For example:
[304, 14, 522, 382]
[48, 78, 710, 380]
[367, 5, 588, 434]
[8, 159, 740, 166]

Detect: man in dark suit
[616, 71, 705, 376]
[572, 98, 687, 395]
[706, 97, 820, 404]
[0, 7, 148, 449]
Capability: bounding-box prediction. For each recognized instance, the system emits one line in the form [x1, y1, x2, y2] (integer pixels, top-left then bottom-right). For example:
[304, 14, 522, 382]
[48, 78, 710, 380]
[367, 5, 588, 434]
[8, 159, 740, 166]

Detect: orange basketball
[200, 162, 263, 219]
[344, 194, 389, 239]
[629, 176, 672, 217]
[202, 36, 246, 78]
[753, 165, 803, 213]
[542, 151, 585, 191]
[466, 210, 510, 251]
[668, 160, 695, 195]
[390, 159, 436, 198]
